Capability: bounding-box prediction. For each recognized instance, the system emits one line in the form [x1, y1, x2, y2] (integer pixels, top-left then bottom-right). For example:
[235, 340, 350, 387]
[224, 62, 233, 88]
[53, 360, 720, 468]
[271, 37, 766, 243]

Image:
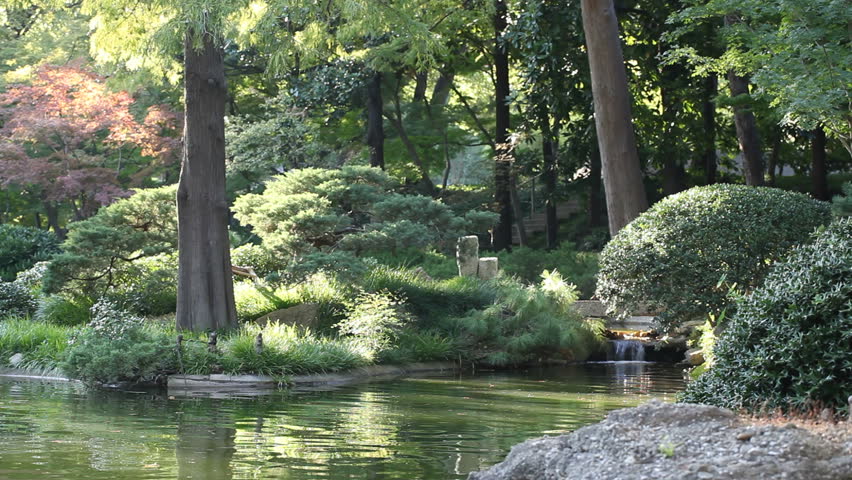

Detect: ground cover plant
[681, 219, 852, 413]
[596, 184, 832, 331]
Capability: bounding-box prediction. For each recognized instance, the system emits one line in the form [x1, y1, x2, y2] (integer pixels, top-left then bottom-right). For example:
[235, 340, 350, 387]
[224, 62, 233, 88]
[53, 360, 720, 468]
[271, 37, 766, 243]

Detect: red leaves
[0, 65, 180, 211]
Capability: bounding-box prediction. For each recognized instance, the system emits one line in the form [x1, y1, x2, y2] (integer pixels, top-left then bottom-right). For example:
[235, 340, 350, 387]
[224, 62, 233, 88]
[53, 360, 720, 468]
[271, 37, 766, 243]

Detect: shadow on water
[0, 363, 684, 480]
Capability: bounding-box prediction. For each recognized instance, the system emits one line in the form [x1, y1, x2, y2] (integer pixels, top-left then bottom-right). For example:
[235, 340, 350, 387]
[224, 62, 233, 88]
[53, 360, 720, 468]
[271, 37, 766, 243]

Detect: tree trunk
[589, 143, 604, 228]
[509, 172, 527, 247]
[702, 74, 718, 185]
[43, 200, 65, 240]
[176, 30, 237, 332]
[767, 129, 782, 186]
[724, 16, 763, 186]
[811, 126, 828, 200]
[492, 0, 513, 251]
[386, 85, 435, 195]
[366, 72, 385, 170]
[431, 70, 455, 106]
[412, 71, 428, 103]
[660, 83, 686, 196]
[581, 0, 648, 235]
[542, 134, 559, 250]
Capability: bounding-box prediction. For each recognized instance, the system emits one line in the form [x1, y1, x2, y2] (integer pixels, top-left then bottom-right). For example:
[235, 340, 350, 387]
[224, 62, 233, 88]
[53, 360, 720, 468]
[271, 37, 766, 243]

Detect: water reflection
[0, 364, 685, 480]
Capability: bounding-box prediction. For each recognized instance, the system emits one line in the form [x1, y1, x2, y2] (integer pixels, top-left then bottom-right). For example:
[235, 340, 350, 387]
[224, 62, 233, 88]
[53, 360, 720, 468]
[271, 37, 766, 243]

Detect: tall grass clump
[0, 318, 72, 371]
[220, 322, 369, 376]
[448, 271, 604, 366]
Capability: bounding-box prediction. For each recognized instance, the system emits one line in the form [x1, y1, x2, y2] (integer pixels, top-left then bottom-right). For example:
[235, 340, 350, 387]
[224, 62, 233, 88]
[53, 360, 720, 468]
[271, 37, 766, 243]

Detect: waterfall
[610, 340, 646, 362]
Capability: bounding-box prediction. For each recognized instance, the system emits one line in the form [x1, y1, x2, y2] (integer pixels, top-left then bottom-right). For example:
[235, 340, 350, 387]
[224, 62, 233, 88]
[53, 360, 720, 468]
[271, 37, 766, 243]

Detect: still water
[0, 363, 684, 479]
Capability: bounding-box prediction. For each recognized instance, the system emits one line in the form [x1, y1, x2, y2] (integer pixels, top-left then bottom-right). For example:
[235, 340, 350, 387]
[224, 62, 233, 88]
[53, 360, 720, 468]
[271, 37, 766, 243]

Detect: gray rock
[254, 303, 319, 329]
[468, 400, 852, 480]
[9, 353, 24, 366]
[477, 257, 499, 281]
[457, 236, 480, 277]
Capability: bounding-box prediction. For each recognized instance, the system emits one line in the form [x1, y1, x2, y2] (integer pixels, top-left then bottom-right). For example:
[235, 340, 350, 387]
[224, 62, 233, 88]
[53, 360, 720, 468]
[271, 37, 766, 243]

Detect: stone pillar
[457, 236, 480, 277]
[477, 257, 499, 280]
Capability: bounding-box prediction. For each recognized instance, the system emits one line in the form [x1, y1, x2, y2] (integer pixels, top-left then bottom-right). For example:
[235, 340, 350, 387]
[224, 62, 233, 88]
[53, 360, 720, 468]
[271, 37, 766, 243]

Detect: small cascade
[610, 340, 646, 362]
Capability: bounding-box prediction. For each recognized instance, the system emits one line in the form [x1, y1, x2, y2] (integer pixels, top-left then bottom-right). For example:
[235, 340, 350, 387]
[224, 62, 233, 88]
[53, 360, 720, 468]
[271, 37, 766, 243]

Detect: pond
[0, 362, 684, 479]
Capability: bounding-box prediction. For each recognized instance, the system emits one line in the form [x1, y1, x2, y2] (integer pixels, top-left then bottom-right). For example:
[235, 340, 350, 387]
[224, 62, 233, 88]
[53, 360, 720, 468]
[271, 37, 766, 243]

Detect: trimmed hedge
[681, 219, 852, 413]
[596, 184, 831, 331]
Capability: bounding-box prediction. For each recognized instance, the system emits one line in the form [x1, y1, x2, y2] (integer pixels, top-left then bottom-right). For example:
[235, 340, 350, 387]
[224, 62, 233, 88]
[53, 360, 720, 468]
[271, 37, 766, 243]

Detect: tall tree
[581, 0, 648, 235]
[491, 0, 513, 250]
[83, 0, 243, 331]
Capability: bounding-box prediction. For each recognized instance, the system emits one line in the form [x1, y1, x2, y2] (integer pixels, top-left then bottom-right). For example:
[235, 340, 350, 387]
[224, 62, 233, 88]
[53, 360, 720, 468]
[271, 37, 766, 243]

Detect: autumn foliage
[0, 65, 179, 228]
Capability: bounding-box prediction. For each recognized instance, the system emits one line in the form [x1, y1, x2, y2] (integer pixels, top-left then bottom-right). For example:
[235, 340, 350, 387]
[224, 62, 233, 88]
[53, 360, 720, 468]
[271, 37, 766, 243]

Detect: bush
[0, 281, 37, 317]
[833, 182, 852, 217]
[596, 184, 832, 331]
[0, 318, 71, 371]
[0, 225, 60, 282]
[681, 219, 852, 413]
[336, 290, 413, 358]
[449, 271, 603, 366]
[60, 300, 173, 384]
[497, 243, 599, 298]
[366, 249, 459, 280]
[35, 295, 92, 326]
[231, 243, 285, 278]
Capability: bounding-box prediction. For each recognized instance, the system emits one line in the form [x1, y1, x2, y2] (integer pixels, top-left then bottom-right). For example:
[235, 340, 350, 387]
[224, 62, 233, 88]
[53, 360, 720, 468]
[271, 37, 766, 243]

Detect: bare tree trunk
[581, 0, 648, 235]
[811, 126, 828, 200]
[366, 72, 385, 170]
[431, 70, 455, 106]
[542, 119, 559, 250]
[702, 74, 718, 185]
[724, 16, 764, 186]
[412, 71, 428, 103]
[589, 143, 604, 228]
[509, 172, 527, 246]
[43, 200, 65, 240]
[660, 83, 686, 196]
[767, 129, 781, 186]
[492, 0, 513, 251]
[176, 30, 237, 332]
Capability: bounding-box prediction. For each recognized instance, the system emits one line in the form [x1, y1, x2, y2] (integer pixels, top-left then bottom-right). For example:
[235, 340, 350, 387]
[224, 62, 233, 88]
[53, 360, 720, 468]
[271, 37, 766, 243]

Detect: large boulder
[468, 401, 852, 480]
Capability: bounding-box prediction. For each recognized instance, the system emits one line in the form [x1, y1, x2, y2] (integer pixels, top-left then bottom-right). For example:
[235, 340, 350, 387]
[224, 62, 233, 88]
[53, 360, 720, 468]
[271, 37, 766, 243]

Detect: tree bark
[492, 0, 513, 251]
[412, 71, 428, 103]
[176, 30, 237, 332]
[581, 0, 648, 235]
[811, 126, 828, 200]
[43, 200, 65, 240]
[702, 74, 718, 185]
[589, 143, 604, 228]
[431, 70, 455, 107]
[366, 72, 385, 170]
[660, 83, 686, 196]
[509, 172, 527, 247]
[542, 134, 559, 250]
[724, 16, 763, 186]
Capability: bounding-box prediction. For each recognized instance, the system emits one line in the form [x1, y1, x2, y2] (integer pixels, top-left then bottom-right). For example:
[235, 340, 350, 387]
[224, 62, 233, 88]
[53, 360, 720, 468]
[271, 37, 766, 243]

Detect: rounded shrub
[681, 219, 852, 413]
[0, 281, 37, 317]
[231, 243, 285, 278]
[596, 184, 832, 331]
[0, 225, 60, 282]
[35, 295, 92, 326]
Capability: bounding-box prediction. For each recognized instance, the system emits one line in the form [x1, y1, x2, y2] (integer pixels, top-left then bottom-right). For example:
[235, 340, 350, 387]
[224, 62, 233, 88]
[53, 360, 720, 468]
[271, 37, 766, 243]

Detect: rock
[685, 348, 705, 366]
[477, 257, 499, 281]
[570, 300, 608, 318]
[9, 353, 24, 366]
[456, 236, 480, 277]
[254, 303, 319, 330]
[411, 267, 433, 281]
[467, 401, 852, 480]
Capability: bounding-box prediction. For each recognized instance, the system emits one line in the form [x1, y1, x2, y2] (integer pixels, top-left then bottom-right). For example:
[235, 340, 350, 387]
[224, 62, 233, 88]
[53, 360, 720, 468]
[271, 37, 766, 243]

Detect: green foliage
[219, 323, 369, 376]
[0, 317, 71, 372]
[596, 184, 832, 331]
[450, 271, 603, 366]
[497, 244, 599, 298]
[832, 182, 852, 218]
[379, 330, 456, 364]
[681, 219, 852, 413]
[111, 256, 177, 316]
[0, 225, 61, 282]
[230, 243, 284, 278]
[35, 295, 91, 327]
[284, 251, 368, 283]
[233, 167, 496, 264]
[233, 282, 288, 323]
[44, 186, 177, 295]
[0, 281, 37, 317]
[60, 300, 172, 384]
[367, 249, 458, 280]
[337, 291, 413, 358]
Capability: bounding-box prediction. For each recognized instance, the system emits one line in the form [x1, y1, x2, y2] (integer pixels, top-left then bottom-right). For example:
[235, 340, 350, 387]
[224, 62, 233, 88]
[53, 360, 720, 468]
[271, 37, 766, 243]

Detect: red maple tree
[0, 65, 180, 235]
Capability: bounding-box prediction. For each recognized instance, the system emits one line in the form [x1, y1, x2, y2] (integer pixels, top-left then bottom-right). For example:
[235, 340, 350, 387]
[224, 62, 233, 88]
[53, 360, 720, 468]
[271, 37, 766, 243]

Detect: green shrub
[336, 290, 413, 358]
[0, 225, 60, 282]
[0, 281, 37, 317]
[220, 322, 369, 376]
[596, 184, 832, 331]
[832, 182, 852, 217]
[681, 219, 852, 413]
[497, 243, 599, 298]
[0, 318, 71, 371]
[234, 282, 288, 322]
[380, 330, 456, 364]
[231, 243, 285, 278]
[367, 248, 461, 280]
[44, 186, 177, 295]
[449, 271, 603, 366]
[35, 295, 92, 326]
[60, 300, 173, 384]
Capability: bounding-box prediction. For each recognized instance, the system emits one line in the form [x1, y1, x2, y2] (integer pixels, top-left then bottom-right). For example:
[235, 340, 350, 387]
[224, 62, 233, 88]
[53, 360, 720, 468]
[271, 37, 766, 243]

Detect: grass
[0, 317, 73, 372]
